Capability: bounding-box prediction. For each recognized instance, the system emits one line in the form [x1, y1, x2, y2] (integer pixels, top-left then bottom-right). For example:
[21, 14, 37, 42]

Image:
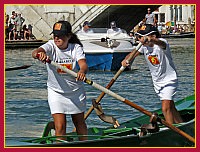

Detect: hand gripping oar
[41, 58, 195, 144]
[84, 42, 143, 121]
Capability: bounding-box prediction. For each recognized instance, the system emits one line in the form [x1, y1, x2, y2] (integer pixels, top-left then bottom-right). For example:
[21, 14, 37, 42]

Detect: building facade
[154, 5, 195, 33]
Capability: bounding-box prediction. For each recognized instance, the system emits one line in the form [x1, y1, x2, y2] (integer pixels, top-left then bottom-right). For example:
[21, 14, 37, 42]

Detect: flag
[166, 21, 171, 26]
[166, 21, 175, 26]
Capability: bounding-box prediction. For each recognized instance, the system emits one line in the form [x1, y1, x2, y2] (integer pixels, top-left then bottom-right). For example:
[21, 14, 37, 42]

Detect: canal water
[5, 38, 195, 139]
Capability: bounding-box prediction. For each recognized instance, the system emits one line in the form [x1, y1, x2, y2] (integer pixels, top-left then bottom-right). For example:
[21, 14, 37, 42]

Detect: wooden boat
[5, 65, 32, 77]
[6, 94, 195, 147]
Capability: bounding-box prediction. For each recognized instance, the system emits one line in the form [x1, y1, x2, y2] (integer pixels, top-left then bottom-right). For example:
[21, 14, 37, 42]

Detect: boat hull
[6, 120, 194, 147]
[84, 52, 131, 71]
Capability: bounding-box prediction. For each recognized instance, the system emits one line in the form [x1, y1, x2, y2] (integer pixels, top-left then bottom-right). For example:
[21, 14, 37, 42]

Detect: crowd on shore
[5, 11, 35, 41]
[130, 8, 195, 37]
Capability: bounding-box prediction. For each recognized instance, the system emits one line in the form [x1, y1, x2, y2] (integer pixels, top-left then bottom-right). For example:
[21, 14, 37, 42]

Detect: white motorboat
[76, 28, 136, 71]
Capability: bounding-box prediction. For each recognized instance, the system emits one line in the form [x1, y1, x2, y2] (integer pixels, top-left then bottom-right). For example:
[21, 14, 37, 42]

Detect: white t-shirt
[77, 28, 94, 34]
[145, 13, 155, 25]
[138, 38, 178, 88]
[41, 40, 86, 93]
[107, 28, 122, 34]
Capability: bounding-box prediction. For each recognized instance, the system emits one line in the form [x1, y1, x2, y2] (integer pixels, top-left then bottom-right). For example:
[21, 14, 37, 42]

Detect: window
[170, 5, 173, 21]
[179, 5, 182, 21]
[160, 13, 165, 22]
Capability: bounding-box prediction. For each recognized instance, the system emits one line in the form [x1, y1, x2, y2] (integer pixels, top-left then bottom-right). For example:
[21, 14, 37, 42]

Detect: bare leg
[13, 31, 17, 40]
[24, 32, 27, 40]
[171, 101, 183, 123]
[72, 112, 87, 141]
[9, 32, 12, 40]
[162, 100, 183, 124]
[52, 113, 66, 140]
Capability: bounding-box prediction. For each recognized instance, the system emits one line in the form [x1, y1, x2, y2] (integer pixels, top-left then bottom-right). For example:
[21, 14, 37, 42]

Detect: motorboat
[76, 28, 136, 71]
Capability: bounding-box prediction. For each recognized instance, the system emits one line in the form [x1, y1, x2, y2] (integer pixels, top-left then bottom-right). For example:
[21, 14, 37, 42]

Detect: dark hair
[68, 33, 83, 47]
[153, 28, 161, 38]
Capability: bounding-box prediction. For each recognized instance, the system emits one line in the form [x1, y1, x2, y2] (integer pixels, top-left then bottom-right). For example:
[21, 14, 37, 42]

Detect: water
[5, 38, 195, 139]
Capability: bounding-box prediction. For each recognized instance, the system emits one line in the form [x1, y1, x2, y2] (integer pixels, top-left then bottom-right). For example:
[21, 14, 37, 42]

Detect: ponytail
[68, 33, 83, 47]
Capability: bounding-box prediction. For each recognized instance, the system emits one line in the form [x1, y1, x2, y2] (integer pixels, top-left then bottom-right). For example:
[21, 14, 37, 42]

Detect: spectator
[133, 19, 146, 34]
[22, 24, 30, 40]
[144, 8, 156, 26]
[5, 13, 9, 40]
[28, 24, 35, 39]
[107, 21, 122, 34]
[77, 21, 94, 34]
[8, 11, 16, 40]
[14, 13, 25, 39]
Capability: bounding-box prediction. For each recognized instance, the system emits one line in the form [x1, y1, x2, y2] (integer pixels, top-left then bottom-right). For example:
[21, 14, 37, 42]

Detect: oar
[84, 42, 143, 120]
[5, 65, 32, 71]
[41, 59, 195, 144]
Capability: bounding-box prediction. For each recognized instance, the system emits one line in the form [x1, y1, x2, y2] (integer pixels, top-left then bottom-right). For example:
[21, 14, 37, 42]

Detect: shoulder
[107, 28, 113, 31]
[117, 28, 122, 31]
[46, 40, 55, 45]
[138, 46, 145, 53]
[159, 38, 168, 44]
[69, 43, 83, 49]
[41, 40, 55, 50]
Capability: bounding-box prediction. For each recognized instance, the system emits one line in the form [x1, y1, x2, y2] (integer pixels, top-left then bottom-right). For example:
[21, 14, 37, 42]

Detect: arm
[148, 35, 166, 49]
[78, 59, 88, 73]
[77, 59, 88, 81]
[22, 17, 25, 23]
[153, 14, 157, 26]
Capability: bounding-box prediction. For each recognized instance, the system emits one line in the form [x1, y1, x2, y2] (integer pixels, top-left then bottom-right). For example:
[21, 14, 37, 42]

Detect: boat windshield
[76, 28, 132, 41]
[92, 28, 127, 34]
[76, 28, 128, 34]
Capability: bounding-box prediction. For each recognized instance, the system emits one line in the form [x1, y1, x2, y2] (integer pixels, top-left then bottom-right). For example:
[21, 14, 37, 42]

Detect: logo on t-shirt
[57, 63, 72, 74]
[56, 58, 73, 74]
[148, 55, 160, 65]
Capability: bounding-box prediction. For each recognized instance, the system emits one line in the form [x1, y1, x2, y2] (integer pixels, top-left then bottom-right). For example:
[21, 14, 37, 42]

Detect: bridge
[5, 5, 160, 41]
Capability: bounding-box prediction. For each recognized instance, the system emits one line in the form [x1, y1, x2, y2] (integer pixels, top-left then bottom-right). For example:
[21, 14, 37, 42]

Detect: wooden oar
[84, 42, 143, 120]
[44, 59, 195, 144]
[5, 65, 32, 71]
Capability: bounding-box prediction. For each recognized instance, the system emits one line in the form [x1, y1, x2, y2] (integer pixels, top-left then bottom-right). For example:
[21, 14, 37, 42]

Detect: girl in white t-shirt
[122, 24, 183, 124]
[32, 21, 88, 141]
